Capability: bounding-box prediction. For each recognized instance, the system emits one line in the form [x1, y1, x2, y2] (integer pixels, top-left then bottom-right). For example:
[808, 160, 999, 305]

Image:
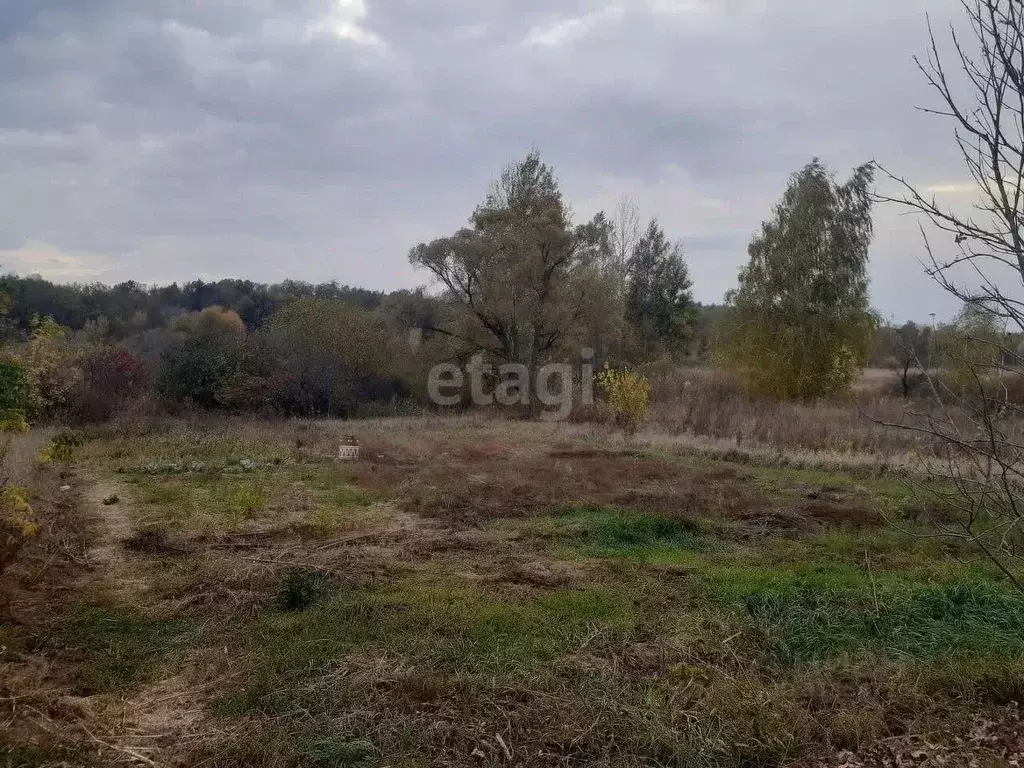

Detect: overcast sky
[0, 0, 980, 321]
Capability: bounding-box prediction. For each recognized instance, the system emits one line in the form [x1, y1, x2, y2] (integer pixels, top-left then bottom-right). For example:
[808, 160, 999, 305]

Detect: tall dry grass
[643, 368, 925, 454]
[602, 366, 1024, 471]
[1, 429, 53, 485]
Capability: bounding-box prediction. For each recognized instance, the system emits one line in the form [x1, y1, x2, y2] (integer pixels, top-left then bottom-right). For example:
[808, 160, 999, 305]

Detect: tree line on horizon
[0, 149, 1013, 425]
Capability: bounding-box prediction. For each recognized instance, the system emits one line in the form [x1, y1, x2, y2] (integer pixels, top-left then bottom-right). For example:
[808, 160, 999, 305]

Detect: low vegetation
[1, 416, 1022, 766]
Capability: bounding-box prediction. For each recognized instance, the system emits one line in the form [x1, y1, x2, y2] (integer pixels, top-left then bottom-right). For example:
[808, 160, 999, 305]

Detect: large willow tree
[718, 159, 877, 399]
[408, 151, 611, 373]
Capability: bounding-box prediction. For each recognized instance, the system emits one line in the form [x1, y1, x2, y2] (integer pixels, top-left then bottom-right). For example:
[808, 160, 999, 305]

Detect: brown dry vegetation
[2, 413, 1024, 767]
[609, 367, 1024, 475]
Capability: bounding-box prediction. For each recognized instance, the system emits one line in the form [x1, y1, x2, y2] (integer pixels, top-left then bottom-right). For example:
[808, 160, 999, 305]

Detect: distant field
[2, 415, 1023, 767]
[852, 367, 900, 390]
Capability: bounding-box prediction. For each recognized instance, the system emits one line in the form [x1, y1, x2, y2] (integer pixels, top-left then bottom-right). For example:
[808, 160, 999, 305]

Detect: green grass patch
[45, 605, 193, 694]
[131, 473, 270, 528]
[275, 568, 337, 612]
[92, 431, 292, 469]
[218, 580, 638, 717]
[285, 463, 376, 505]
[522, 504, 713, 563]
[331, 485, 374, 508]
[211, 565, 1024, 766]
[127, 459, 375, 533]
[197, 724, 375, 768]
[739, 579, 1024, 666]
[662, 449, 918, 516]
[295, 734, 374, 768]
[34, 426, 1024, 767]
[706, 524, 988, 581]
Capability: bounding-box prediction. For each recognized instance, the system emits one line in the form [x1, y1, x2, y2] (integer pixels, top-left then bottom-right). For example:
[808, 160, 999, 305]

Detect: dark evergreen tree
[625, 219, 696, 356]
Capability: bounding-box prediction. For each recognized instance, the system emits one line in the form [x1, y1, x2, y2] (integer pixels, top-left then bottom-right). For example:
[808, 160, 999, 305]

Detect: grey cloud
[0, 0, 974, 317]
[0, 231, 26, 251]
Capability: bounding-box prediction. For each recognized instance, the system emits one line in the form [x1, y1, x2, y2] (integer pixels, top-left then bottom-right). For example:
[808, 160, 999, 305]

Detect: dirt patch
[546, 448, 624, 460]
[0, 466, 100, 758]
[80, 477, 152, 603]
[7, 654, 240, 767]
[487, 558, 591, 590]
[123, 525, 188, 555]
[739, 498, 880, 535]
[351, 436, 764, 525]
[800, 499, 881, 527]
[1, 470, 233, 766]
[740, 506, 815, 535]
[610, 642, 674, 679]
[0, 471, 92, 627]
[399, 526, 494, 559]
[384, 669, 470, 714]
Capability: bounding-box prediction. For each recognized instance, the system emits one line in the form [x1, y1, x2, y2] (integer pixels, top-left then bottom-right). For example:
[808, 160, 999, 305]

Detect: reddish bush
[68, 347, 147, 423]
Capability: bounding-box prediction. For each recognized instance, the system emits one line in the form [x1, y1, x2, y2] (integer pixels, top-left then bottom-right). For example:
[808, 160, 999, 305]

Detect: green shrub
[19, 315, 81, 420]
[39, 429, 86, 463]
[67, 346, 146, 423]
[156, 309, 248, 407]
[263, 299, 401, 417]
[275, 568, 334, 612]
[715, 160, 876, 400]
[0, 356, 30, 431]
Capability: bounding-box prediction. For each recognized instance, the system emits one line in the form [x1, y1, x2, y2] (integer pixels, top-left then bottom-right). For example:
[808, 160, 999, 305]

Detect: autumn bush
[152, 301, 408, 417]
[66, 346, 146, 423]
[38, 429, 87, 464]
[19, 315, 81, 419]
[597, 364, 652, 435]
[9, 319, 146, 425]
[0, 483, 36, 576]
[0, 433, 36, 576]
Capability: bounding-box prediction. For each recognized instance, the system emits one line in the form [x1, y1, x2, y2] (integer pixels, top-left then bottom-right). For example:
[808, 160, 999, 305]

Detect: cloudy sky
[0, 0, 978, 321]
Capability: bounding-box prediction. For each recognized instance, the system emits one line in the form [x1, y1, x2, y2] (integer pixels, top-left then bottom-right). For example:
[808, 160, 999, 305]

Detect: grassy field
[2, 414, 1024, 767]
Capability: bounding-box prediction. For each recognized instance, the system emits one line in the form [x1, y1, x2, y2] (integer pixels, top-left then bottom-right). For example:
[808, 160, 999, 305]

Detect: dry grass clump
[0, 429, 54, 483]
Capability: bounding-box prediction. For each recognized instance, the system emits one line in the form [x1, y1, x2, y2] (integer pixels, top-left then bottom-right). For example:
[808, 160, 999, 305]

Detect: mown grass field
[2, 415, 1023, 767]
